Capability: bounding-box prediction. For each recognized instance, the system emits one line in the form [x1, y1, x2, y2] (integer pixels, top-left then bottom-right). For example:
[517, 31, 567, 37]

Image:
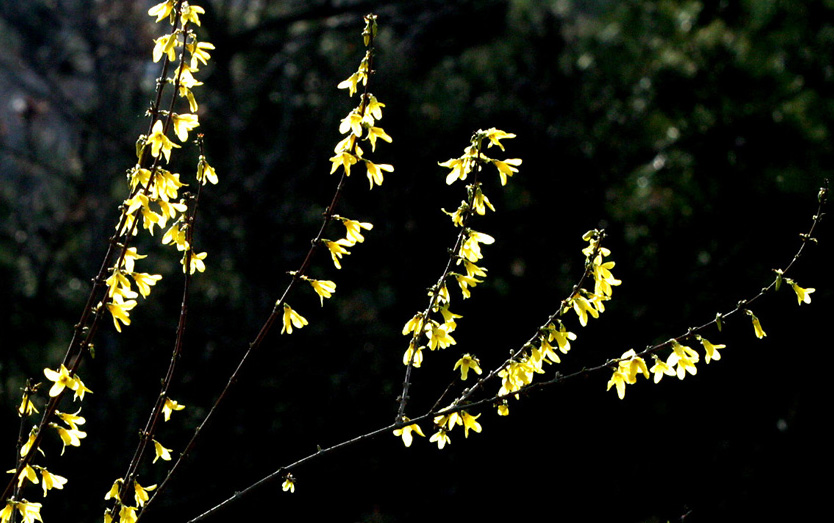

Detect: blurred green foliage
[1, 1, 830, 521]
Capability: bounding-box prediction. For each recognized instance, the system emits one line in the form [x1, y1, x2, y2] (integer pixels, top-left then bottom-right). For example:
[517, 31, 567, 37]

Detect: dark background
[1, 1, 831, 521]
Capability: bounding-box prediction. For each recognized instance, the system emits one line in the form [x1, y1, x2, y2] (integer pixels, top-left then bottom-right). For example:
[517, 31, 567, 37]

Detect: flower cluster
[281, 16, 389, 339]
[103, 0, 218, 335]
[331, 15, 393, 189]
[394, 129, 521, 446]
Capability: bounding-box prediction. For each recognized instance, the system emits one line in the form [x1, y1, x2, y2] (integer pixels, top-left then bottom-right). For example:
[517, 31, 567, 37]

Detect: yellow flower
[364, 160, 394, 188]
[18, 392, 38, 417]
[171, 113, 199, 142]
[649, 355, 676, 383]
[617, 349, 649, 384]
[181, 250, 207, 274]
[104, 478, 123, 501]
[336, 217, 373, 246]
[162, 397, 186, 421]
[56, 409, 86, 430]
[147, 120, 180, 162]
[282, 475, 296, 493]
[19, 429, 37, 458]
[402, 343, 423, 367]
[73, 374, 93, 401]
[746, 310, 766, 339]
[496, 400, 510, 416]
[393, 418, 425, 447]
[439, 155, 474, 185]
[131, 272, 162, 298]
[668, 340, 700, 379]
[329, 151, 358, 176]
[152, 439, 172, 463]
[322, 239, 352, 269]
[428, 322, 456, 350]
[606, 369, 628, 399]
[472, 186, 495, 215]
[181, 2, 205, 26]
[337, 71, 366, 96]
[15, 501, 42, 523]
[482, 128, 516, 150]
[548, 322, 577, 353]
[1, 501, 13, 523]
[697, 336, 725, 364]
[43, 364, 77, 397]
[460, 411, 482, 438]
[302, 278, 335, 306]
[429, 429, 451, 449]
[49, 423, 87, 454]
[106, 295, 137, 332]
[281, 303, 308, 334]
[197, 157, 219, 185]
[122, 247, 147, 273]
[452, 273, 482, 299]
[148, 1, 174, 22]
[438, 304, 462, 332]
[152, 34, 178, 63]
[366, 95, 385, 119]
[366, 126, 392, 151]
[402, 313, 425, 336]
[36, 467, 67, 497]
[119, 505, 138, 523]
[7, 464, 39, 488]
[788, 279, 815, 305]
[134, 481, 157, 507]
[453, 354, 482, 381]
[188, 41, 215, 69]
[491, 158, 522, 185]
[570, 294, 599, 327]
[459, 230, 495, 263]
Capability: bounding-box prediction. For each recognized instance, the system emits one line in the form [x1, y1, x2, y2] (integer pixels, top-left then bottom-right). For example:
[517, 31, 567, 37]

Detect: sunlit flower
[171, 113, 199, 142]
[452, 273, 482, 299]
[162, 397, 185, 421]
[429, 429, 451, 449]
[668, 340, 700, 379]
[460, 411, 482, 438]
[482, 128, 516, 150]
[459, 230, 495, 263]
[402, 313, 425, 336]
[282, 474, 296, 493]
[152, 439, 172, 463]
[43, 365, 77, 397]
[119, 505, 138, 523]
[746, 310, 766, 339]
[364, 160, 394, 188]
[697, 336, 725, 364]
[152, 34, 178, 63]
[181, 250, 207, 274]
[453, 354, 482, 381]
[106, 295, 137, 332]
[337, 71, 366, 96]
[570, 294, 599, 327]
[147, 120, 180, 162]
[50, 423, 87, 454]
[606, 369, 627, 399]
[307, 278, 336, 306]
[56, 409, 85, 431]
[788, 279, 815, 305]
[181, 2, 205, 26]
[393, 418, 425, 447]
[18, 392, 38, 417]
[73, 374, 93, 401]
[131, 272, 162, 298]
[134, 480, 157, 507]
[329, 151, 358, 176]
[428, 322, 456, 350]
[402, 343, 423, 368]
[188, 41, 215, 69]
[281, 303, 308, 334]
[19, 429, 38, 458]
[104, 478, 123, 501]
[322, 239, 352, 269]
[197, 157, 218, 185]
[366, 126, 392, 151]
[491, 158, 522, 185]
[148, 1, 174, 22]
[336, 217, 373, 246]
[7, 464, 38, 488]
[649, 354, 676, 383]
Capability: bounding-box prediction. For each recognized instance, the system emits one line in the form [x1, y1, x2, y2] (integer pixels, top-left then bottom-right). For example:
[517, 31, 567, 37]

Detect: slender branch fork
[182, 184, 826, 523]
